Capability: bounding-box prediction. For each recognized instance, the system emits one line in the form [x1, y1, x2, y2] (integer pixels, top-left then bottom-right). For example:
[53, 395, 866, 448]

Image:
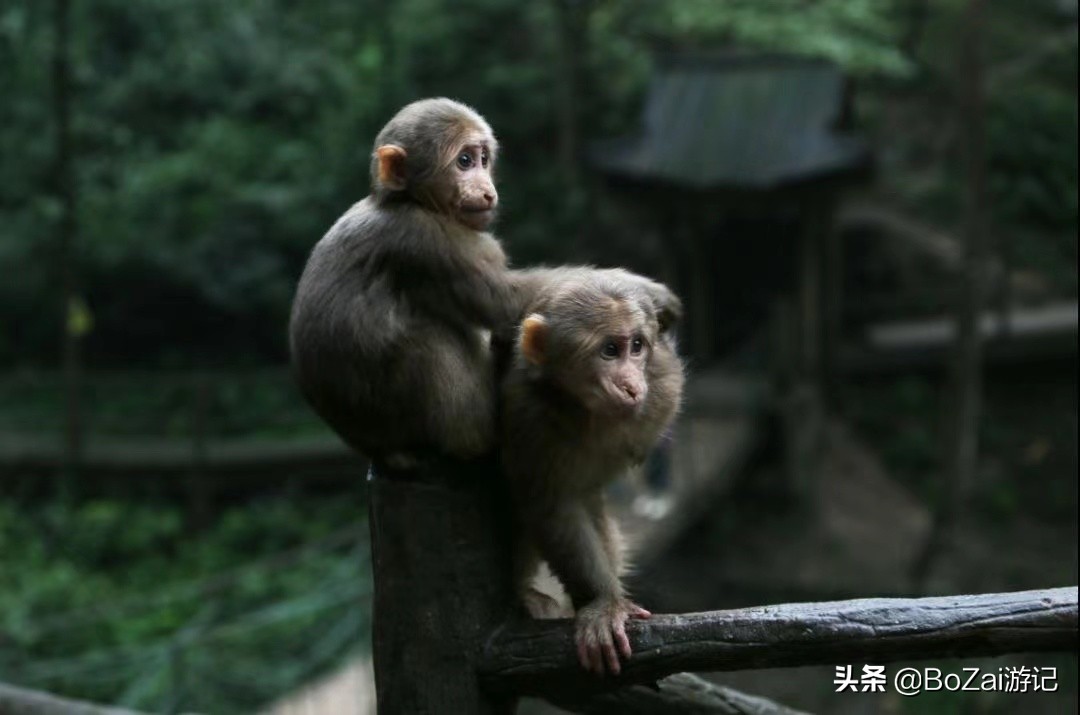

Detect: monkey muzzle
[458, 206, 497, 230]
[607, 380, 647, 414]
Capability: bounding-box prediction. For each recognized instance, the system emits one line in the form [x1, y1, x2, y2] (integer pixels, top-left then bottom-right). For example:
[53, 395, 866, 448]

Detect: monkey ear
[375, 144, 408, 191]
[520, 314, 548, 365]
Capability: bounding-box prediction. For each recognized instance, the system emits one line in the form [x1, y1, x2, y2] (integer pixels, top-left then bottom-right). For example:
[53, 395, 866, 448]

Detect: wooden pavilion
[590, 53, 873, 491]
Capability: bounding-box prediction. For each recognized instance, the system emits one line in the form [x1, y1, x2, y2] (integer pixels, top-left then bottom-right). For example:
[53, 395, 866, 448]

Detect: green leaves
[0, 495, 370, 712]
[666, 0, 915, 77]
[0, 0, 1074, 367]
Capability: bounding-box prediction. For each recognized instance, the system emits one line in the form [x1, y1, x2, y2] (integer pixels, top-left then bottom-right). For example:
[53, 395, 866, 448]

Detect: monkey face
[370, 98, 500, 231]
[521, 290, 658, 417]
[579, 304, 652, 415]
[440, 133, 498, 231]
[588, 330, 649, 414]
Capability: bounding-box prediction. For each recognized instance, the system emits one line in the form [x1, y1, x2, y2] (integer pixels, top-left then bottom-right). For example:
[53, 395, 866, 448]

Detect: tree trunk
[914, 0, 989, 587]
[53, 0, 82, 481]
[551, 0, 590, 185]
[901, 0, 930, 60]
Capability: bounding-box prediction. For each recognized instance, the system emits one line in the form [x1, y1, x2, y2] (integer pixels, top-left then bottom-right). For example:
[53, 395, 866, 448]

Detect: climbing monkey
[501, 271, 685, 676]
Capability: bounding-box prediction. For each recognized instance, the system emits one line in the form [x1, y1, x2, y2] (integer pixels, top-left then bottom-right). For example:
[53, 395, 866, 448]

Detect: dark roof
[590, 54, 871, 191]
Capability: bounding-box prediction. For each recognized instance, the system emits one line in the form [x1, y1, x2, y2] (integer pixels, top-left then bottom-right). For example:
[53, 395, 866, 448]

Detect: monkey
[500, 270, 685, 676]
[289, 96, 684, 468]
[289, 97, 521, 468]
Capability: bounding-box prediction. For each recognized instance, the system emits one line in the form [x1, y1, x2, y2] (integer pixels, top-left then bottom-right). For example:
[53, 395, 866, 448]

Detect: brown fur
[290, 98, 517, 466]
[501, 270, 685, 675]
[290, 98, 682, 468]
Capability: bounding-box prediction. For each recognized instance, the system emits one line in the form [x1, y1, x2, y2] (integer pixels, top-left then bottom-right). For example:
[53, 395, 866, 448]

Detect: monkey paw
[574, 596, 651, 676]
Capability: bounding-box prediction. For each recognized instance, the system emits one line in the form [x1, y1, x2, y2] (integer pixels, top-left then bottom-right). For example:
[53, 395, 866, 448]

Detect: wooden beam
[0, 682, 145, 715]
[369, 458, 516, 714]
[480, 587, 1077, 698]
[542, 672, 810, 714]
[0, 435, 361, 485]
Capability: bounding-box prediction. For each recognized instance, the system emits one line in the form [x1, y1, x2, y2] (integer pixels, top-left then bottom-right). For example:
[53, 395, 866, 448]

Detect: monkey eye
[630, 336, 644, 355]
[481, 149, 490, 168]
[601, 341, 620, 359]
[457, 152, 474, 169]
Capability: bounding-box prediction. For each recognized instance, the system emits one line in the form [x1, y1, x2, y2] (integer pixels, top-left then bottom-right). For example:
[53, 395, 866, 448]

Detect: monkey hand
[574, 596, 651, 676]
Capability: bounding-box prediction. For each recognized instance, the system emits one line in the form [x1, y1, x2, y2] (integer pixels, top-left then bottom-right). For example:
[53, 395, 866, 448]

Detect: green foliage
[2, 0, 1075, 367]
[664, 0, 915, 77]
[868, 0, 1078, 294]
[2, 0, 386, 365]
[0, 493, 369, 713]
[987, 82, 1077, 233]
[0, 369, 325, 438]
[0, 0, 658, 365]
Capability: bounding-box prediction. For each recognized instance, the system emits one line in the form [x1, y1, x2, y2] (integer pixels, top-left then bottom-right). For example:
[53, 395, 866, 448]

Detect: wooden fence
[1, 457, 1075, 715]
[369, 460, 1077, 714]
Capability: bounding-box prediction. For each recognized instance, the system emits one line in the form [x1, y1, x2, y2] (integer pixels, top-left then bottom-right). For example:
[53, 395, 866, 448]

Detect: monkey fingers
[574, 597, 652, 676]
[574, 613, 615, 675]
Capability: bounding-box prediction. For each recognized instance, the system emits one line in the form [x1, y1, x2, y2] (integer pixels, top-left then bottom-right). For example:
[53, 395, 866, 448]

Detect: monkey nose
[483, 191, 496, 207]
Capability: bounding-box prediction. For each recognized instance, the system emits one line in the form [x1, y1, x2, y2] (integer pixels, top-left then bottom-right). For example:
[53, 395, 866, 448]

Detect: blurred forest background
[0, 0, 1076, 713]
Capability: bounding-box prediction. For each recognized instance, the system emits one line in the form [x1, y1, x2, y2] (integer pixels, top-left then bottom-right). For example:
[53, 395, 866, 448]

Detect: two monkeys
[290, 98, 684, 676]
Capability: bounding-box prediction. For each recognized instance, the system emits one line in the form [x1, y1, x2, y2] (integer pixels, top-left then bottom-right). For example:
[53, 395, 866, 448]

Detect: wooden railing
[368, 460, 1077, 714]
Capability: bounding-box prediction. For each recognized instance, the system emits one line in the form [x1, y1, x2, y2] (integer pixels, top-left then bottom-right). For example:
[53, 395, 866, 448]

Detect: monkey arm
[526, 498, 623, 608]
[434, 263, 519, 328]
[525, 496, 651, 675]
[506, 267, 559, 308]
[387, 226, 518, 329]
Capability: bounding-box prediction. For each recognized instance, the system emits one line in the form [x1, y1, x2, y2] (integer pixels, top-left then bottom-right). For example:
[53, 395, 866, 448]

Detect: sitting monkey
[290, 98, 519, 468]
[501, 270, 685, 676]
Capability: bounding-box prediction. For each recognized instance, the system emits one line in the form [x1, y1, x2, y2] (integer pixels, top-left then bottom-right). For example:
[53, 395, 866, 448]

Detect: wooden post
[368, 457, 516, 714]
[798, 209, 822, 389]
[785, 201, 833, 501]
[769, 297, 800, 499]
[552, 0, 589, 187]
[686, 211, 714, 361]
[819, 198, 843, 404]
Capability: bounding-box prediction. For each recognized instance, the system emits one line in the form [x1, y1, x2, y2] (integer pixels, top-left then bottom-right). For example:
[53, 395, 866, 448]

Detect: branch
[480, 587, 1077, 698]
[986, 25, 1078, 89]
[544, 672, 810, 714]
[0, 682, 147, 715]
